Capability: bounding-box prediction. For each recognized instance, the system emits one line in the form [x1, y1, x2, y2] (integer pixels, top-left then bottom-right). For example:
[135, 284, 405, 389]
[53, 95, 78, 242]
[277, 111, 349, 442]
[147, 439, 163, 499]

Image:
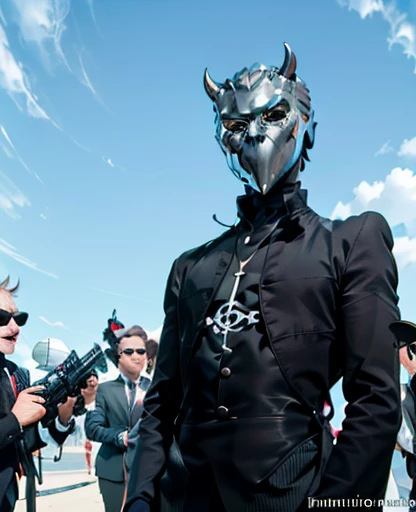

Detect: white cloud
[0, 125, 43, 182]
[0, 7, 7, 27]
[337, 0, 416, 72]
[91, 287, 139, 301]
[398, 136, 416, 158]
[40, 213, 47, 220]
[39, 316, 68, 329]
[375, 140, 394, 157]
[0, 170, 30, 219]
[1, 143, 14, 159]
[393, 236, 416, 268]
[78, 53, 97, 97]
[12, 0, 71, 71]
[78, 52, 114, 114]
[331, 167, 416, 268]
[0, 22, 57, 125]
[0, 237, 58, 278]
[101, 156, 125, 172]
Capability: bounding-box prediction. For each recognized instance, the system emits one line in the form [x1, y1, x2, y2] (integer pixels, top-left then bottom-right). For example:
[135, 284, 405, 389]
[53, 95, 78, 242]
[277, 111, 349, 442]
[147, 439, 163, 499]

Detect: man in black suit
[125, 43, 401, 512]
[86, 326, 151, 512]
[0, 277, 75, 512]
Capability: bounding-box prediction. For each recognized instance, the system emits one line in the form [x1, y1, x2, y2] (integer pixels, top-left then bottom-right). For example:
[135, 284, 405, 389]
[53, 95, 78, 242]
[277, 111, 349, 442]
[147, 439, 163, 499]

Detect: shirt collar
[120, 373, 139, 386]
[120, 369, 152, 386]
[236, 181, 308, 228]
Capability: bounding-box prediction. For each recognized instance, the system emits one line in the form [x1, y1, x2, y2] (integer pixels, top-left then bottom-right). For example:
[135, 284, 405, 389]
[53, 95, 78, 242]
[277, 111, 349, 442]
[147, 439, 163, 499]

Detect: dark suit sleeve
[85, 386, 126, 447]
[315, 212, 401, 501]
[125, 259, 183, 510]
[46, 417, 74, 446]
[26, 368, 73, 448]
[0, 412, 22, 450]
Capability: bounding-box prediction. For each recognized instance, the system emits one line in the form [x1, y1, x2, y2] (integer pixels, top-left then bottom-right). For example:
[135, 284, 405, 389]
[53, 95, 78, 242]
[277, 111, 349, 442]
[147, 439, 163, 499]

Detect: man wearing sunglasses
[85, 326, 151, 512]
[0, 276, 75, 512]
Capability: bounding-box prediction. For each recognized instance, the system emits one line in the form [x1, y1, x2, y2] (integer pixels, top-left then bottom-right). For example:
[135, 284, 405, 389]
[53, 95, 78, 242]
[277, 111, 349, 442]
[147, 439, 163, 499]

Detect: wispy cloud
[0, 125, 43, 182]
[337, 0, 416, 72]
[91, 287, 153, 303]
[0, 170, 30, 219]
[78, 52, 115, 115]
[331, 167, 416, 268]
[0, 7, 7, 27]
[0, 22, 58, 125]
[85, 0, 104, 38]
[101, 156, 125, 172]
[91, 287, 140, 301]
[0, 237, 58, 278]
[398, 136, 416, 158]
[78, 53, 98, 97]
[12, 0, 71, 71]
[39, 316, 68, 329]
[375, 140, 394, 157]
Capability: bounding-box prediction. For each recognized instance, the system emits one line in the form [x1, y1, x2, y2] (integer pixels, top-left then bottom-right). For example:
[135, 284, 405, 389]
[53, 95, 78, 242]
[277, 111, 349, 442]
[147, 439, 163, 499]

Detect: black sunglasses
[119, 348, 146, 356]
[0, 309, 29, 327]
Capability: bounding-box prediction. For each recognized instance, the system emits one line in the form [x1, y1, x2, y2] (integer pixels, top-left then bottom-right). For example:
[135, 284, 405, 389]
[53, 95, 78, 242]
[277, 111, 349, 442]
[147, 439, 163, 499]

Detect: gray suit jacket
[85, 375, 150, 482]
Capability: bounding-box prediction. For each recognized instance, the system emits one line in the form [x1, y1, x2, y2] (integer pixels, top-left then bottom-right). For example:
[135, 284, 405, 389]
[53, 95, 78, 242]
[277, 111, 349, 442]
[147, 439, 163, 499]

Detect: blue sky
[1, 0, 416, 411]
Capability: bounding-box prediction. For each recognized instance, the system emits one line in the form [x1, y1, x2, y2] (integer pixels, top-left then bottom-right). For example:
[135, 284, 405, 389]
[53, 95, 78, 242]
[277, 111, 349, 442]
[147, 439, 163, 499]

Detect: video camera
[32, 343, 108, 427]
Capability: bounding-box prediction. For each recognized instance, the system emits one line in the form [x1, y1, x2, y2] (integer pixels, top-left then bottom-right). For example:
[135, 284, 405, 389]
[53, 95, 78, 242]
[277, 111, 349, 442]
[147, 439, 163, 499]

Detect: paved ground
[15, 471, 104, 512]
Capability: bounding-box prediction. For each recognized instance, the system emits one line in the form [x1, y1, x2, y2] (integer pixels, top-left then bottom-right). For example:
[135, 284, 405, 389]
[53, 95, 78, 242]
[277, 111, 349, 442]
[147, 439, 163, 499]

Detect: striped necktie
[127, 380, 136, 412]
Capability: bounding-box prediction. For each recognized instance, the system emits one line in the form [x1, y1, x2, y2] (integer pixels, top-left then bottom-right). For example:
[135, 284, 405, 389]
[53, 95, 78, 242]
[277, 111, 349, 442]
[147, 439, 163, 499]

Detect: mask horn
[204, 68, 220, 100]
[280, 42, 297, 79]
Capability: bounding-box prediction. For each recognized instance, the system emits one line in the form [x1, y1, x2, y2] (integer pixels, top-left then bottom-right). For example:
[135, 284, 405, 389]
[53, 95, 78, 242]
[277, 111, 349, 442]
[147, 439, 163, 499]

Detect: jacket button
[217, 406, 229, 419]
[7, 434, 13, 440]
[220, 367, 231, 378]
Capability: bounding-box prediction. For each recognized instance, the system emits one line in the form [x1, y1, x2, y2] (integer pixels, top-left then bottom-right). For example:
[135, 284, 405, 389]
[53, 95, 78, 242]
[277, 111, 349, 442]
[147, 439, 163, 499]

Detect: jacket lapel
[114, 375, 129, 424]
[179, 236, 236, 384]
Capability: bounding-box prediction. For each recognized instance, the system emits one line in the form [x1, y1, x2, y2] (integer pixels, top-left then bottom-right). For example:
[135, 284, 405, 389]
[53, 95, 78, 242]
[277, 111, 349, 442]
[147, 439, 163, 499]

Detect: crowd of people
[0, 275, 160, 512]
[1, 42, 416, 512]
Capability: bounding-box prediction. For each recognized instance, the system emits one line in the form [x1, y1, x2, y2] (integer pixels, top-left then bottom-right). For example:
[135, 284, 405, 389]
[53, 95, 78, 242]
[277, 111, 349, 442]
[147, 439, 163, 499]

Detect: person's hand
[11, 386, 46, 427]
[80, 375, 98, 406]
[400, 346, 416, 377]
[58, 396, 77, 426]
[123, 430, 128, 447]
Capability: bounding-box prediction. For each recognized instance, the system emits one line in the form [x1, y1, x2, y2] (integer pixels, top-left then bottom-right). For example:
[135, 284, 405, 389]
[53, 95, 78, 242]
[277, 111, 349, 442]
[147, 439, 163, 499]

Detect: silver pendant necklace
[205, 210, 283, 352]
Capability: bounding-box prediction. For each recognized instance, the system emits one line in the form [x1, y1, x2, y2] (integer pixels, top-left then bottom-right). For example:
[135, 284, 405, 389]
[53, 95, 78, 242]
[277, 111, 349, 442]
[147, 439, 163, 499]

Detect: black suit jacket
[85, 375, 150, 483]
[0, 359, 71, 506]
[126, 189, 401, 509]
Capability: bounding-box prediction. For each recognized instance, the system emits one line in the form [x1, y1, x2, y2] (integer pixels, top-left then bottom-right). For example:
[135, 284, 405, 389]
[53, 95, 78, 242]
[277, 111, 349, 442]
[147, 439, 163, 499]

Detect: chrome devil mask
[204, 43, 316, 195]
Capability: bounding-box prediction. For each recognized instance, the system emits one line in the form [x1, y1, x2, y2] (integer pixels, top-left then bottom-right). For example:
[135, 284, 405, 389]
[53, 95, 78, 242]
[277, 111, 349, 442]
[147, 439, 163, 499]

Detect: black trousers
[0, 476, 17, 512]
[181, 435, 319, 512]
[98, 477, 125, 512]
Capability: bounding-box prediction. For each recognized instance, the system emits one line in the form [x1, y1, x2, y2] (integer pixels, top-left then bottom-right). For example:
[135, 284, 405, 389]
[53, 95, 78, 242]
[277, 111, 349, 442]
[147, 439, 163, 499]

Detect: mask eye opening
[263, 99, 290, 123]
[222, 119, 249, 133]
